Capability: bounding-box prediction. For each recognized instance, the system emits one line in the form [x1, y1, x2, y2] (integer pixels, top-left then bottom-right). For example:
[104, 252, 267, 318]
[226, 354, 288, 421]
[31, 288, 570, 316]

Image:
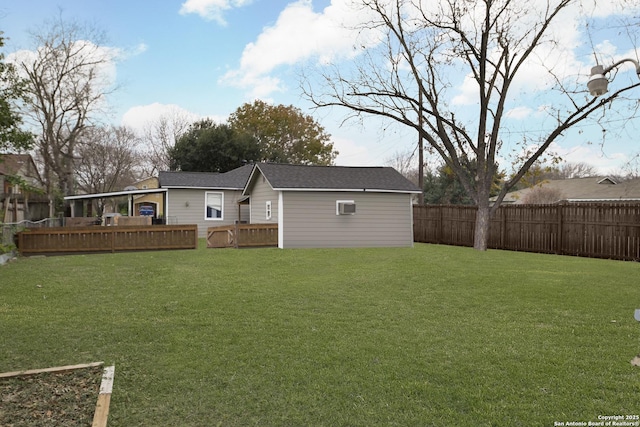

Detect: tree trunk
[473, 204, 491, 251]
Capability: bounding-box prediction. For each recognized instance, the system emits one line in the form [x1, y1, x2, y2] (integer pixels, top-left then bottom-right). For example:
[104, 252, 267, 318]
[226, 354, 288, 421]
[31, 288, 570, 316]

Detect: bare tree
[140, 109, 193, 176]
[304, 0, 640, 250]
[384, 149, 420, 185]
[13, 15, 116, 215]
[76, 125, 140, 194]
[521, 186, 565, 204]
[556, 162, 599, 179]
[75, 125, 140, 216]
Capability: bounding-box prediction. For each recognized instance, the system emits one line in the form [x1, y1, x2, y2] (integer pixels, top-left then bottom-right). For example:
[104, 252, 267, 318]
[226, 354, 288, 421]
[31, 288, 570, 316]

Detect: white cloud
[221, 0, 380, 98]
[179, 0, 253, 25]
[505, 106, 534, 120]
[554, 143, 628, 175]
[332, 136, 378, 166]
[514, 141, 629, 175]
[121, 103, 206, 133]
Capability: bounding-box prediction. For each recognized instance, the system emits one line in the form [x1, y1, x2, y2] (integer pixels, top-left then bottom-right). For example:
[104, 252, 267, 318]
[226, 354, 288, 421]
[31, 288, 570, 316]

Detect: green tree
[424, 166, 474, 205]
[0, 33, 33, 153]
[169, 119, 261, 173]
[424, 162, 504, 205]
[228, 100, 337, 165]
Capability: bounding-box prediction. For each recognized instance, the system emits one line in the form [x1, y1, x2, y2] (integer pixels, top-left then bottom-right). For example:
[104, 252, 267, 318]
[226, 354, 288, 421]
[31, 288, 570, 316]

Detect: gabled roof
[0, 154, 40, 179]
[159, 164, 253, 190]
[245, 163, 421, 194]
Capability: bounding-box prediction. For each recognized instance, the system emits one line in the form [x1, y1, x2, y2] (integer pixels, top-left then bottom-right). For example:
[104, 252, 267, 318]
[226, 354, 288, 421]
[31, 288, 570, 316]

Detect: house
[500, 176, 640, 204]
[130, 177, 164, 218]
[0, 154, 47, 222]
[158, 164, 254, 234]
[242, 163, 421, 248]
[66, 162, 421, 248]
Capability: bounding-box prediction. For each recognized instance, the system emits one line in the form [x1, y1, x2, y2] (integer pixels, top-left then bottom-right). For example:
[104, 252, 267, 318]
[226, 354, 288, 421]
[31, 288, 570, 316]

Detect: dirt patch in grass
[0, 365, 103, 426]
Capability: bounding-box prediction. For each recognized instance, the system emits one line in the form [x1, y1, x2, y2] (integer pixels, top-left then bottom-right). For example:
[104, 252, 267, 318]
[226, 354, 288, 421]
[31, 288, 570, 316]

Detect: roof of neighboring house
[502, 176, 640, 204]
[158, 164, 254, 190]
[0, 154, 38, 176]
[0, 154, 42, 187]
[246, 162, 422, 194]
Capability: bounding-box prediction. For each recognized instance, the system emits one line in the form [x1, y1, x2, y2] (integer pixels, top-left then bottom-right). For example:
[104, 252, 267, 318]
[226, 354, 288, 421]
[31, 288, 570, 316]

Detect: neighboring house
[500, 176, 640, 204]
[0, 154, 47, 222]
[131, 177, 164, 218]
[243, 163, 421, 248]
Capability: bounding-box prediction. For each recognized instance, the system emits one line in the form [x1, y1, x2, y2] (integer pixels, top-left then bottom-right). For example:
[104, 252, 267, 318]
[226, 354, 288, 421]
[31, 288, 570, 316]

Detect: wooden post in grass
[92, 365, 115, 427]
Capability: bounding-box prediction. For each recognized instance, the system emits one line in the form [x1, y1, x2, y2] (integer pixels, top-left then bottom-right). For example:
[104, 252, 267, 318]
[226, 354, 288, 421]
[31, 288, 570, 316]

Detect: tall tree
[75, 125, 140, 216]
[75, 125, 140, 195]
[13, 16, 116, 215]
[228, 100, 337, 165]
[304, 0, 640, 250]
[0, 33, 32, 153]
[140, 108, 194, 176]
[169, 120, 261, 173]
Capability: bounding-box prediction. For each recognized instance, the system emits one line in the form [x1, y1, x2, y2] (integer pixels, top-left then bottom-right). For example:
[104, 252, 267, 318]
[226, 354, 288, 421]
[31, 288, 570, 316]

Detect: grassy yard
[1, 242, 639, 426]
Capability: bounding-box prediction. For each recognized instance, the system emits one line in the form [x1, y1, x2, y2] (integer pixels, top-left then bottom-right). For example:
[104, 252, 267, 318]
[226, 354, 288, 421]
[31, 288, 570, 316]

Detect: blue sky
[2, 0, 640, 174]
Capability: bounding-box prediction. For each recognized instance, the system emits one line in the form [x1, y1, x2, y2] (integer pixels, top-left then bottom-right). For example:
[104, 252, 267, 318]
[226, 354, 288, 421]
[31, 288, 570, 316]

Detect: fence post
[438, 206, 443, 244]
[500, 206, 506, 248]
[557, 205, 564, 255]
[234, 222, 239, 249]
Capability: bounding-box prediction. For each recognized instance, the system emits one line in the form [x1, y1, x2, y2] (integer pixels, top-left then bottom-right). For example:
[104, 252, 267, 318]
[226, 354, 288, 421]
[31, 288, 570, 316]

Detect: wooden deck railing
[207, 223, 278, 248]
[17, 225, 198, 255]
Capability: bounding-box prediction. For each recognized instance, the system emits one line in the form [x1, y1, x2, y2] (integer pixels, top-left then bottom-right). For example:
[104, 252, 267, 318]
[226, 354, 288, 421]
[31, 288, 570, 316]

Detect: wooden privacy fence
[207, 224, 278, 248]
[413, 204, 640, 261]
[17, 225, 198, 255]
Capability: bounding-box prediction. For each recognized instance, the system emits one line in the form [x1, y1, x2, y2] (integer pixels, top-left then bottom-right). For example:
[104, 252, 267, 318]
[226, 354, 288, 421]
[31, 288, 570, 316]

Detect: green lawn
[1, 242, 639, 426]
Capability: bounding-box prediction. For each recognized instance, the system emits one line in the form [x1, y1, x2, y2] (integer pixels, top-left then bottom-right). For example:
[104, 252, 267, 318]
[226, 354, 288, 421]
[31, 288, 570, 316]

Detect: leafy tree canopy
[0, 33, 33, 153]
[228, 100, 337, 165]
[169, 119, 261, 173]
[425, 161, 505, 205]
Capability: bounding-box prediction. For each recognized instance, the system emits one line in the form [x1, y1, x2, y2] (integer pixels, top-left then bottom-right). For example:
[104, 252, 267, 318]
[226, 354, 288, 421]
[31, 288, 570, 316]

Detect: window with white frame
[266, 201, 272, 220]
[205, 192, 223, 220]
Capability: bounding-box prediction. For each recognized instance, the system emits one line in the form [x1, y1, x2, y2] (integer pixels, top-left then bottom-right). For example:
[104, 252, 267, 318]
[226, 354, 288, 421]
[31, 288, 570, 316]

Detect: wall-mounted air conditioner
[337, 201, 356, 215]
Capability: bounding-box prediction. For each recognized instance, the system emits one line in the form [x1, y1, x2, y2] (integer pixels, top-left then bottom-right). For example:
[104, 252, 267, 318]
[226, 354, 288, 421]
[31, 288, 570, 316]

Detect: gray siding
[167, 189, 246, 238]
[281, 191, 414, 248]
[248, 175, 279, 224]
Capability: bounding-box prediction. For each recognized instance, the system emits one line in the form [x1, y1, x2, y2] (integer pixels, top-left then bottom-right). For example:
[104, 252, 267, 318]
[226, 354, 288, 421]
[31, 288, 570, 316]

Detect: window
[205, 192, 223, 220]
[266, 201, 272, 220]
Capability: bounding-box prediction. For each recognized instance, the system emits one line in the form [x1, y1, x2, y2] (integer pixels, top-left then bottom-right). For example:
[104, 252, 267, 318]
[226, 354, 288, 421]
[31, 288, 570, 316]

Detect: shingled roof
[159, 164, 253, 189]
[250, 163, 421, 193]
[501, 176, 640, 204]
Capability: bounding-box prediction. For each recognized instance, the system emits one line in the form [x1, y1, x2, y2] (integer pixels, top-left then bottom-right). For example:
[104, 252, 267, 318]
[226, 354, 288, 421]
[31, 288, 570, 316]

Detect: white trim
[278, 191, 284, 249]
[242, 164, 261, 196]
[162, 185, 244, 191]
[564, 198, 640, 203]
[266, 200, 272, 220]
[269, 187, 421, 194]
[64, 188, 167, 200]
[409, 197, 415, 248]
[204, 191, 224, 221]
